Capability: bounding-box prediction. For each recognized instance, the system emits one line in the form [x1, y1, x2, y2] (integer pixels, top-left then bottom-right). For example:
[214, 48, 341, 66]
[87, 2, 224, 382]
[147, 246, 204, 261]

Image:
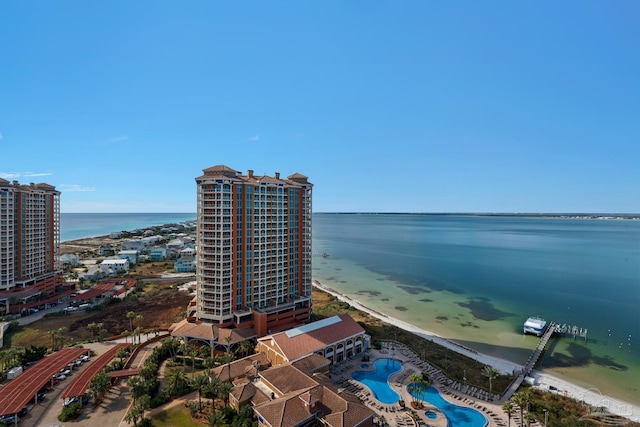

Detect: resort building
[191, 165, 313, 337]
[229, 353, 375, 427]
[0, 179, 63, 314]
[256, 314, 370, 365]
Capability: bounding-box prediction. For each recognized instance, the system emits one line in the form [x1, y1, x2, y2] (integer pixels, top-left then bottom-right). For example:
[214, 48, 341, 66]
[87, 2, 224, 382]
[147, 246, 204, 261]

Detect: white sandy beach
[313, 279, 640, 422]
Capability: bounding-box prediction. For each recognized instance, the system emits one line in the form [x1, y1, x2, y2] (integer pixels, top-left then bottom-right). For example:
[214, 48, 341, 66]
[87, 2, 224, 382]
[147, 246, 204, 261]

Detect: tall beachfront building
[193, 165, 313, 337]
[0, 179, 62, 314]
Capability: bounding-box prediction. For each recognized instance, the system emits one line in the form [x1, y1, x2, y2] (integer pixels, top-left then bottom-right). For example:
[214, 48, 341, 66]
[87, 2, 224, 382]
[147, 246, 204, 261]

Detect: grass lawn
[150, 405, 202, 427]
[5, 311, 95, 348]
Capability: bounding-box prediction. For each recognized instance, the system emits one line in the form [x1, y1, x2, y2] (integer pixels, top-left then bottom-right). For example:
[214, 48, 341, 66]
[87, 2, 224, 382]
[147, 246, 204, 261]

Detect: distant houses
[61, 222, 197, 284]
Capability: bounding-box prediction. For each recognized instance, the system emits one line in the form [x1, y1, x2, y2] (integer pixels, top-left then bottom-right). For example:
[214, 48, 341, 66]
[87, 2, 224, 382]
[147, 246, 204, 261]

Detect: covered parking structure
[0, 348, 88, 417]
[61, 343, 130, 400]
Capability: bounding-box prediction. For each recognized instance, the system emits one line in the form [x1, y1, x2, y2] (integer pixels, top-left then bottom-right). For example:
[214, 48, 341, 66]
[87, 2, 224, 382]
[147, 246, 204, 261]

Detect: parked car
[63, 395, 89, 407]
[63, 397, 79, 407]
[29, 392, 46, 403]
[0, 414, 18, 424]
[54, 373, 66, 381]
[17, 407, 27, 417]
[59, 368, 71, 376]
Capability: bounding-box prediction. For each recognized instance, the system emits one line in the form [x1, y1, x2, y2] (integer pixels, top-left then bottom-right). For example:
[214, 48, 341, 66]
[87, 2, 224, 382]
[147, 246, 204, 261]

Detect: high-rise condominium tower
[194, 165, 312, 336]
[0, 179, 62, 314]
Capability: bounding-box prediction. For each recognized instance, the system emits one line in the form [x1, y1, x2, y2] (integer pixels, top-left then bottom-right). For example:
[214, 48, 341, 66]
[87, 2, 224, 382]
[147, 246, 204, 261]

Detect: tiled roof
[169, 319, 256, 344]
[211, 353, 268, 382]
[291, 353, 331, 374]
[253, 359, 375, 427]
[259, 364, 318, 395]
[260, 314, 365, 362]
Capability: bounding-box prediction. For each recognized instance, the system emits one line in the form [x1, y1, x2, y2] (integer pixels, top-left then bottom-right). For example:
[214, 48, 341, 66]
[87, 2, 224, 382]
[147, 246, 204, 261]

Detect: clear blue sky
[1, 1, 638, 213]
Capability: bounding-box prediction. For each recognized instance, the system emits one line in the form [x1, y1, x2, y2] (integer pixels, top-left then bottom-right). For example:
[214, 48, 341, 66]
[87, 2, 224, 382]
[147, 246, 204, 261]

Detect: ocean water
[60, 213, 196, 242]
[58, 212, 639, 404]
[311, 214, 640, 404]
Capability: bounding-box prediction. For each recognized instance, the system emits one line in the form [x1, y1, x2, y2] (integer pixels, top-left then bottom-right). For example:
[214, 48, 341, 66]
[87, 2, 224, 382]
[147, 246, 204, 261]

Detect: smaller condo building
[256, 314, 370, 366]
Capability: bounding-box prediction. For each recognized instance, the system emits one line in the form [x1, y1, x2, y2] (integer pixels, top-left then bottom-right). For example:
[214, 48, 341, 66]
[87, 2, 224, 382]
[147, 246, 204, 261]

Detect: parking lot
[32, 341, 134, 427]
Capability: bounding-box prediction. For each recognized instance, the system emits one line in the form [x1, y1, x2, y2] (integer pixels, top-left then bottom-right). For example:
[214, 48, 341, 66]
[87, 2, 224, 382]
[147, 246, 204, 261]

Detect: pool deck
[329, 343, 532, 427]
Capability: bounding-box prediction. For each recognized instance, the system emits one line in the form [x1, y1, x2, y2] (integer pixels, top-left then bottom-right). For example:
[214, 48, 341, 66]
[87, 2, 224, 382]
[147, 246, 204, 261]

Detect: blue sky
[1, 1, 638, 213]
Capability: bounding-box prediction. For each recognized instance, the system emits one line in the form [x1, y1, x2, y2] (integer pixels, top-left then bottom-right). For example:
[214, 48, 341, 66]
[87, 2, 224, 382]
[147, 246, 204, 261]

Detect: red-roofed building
[256, 314, 370, 365]
[229, 355, 375, 427]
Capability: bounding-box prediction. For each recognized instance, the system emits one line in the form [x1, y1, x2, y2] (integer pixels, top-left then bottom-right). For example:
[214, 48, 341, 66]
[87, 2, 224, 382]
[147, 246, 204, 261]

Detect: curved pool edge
[409, 384, 489, 427]
[350, 357, 404, 405]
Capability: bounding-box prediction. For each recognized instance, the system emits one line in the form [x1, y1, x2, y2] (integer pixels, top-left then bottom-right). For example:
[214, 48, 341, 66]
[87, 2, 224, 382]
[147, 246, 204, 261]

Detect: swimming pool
[409, 384, 487, 427]
[351, 358, 402, 404]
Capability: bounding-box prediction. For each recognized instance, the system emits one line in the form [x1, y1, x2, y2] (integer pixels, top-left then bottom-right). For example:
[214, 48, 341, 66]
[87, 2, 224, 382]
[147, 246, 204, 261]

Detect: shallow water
[312, 214, 640, 404]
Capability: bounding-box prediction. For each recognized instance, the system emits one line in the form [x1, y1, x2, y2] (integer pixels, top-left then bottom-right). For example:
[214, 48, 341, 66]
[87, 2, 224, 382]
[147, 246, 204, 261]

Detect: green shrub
[58, 402, 82, 421]
[150, 391, 171, 408]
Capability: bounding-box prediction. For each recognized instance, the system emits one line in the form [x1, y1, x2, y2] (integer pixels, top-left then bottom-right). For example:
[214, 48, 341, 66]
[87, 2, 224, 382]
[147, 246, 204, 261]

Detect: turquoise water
[313, 214, 640, 404]
[58, 212, 640, 403]
[60, 213, 196, 241]
[351, 358, 402, 404]
[410, 385, 487, 427]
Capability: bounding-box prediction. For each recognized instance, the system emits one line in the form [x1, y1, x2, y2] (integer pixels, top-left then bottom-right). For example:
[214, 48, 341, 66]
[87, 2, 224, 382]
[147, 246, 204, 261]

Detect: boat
[523, 317, 548, 336]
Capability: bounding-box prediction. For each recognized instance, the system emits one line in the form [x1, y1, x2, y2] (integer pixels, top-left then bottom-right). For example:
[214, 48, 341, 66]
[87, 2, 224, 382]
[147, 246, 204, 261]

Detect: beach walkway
[500, 323, 556, 403]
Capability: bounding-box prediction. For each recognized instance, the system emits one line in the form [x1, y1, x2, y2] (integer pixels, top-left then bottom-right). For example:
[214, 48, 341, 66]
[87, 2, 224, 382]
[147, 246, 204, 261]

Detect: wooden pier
[502, 323, 558, 402]
[501, 320, 590, 403]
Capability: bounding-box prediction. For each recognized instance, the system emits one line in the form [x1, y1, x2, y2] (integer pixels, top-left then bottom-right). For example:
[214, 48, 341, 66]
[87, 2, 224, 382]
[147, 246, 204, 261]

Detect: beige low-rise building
[256, 314, 370, 366]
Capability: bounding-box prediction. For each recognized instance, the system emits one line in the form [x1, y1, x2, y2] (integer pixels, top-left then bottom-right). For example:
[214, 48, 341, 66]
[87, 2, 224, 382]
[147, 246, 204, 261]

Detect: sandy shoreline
[312, 279, 640, 422]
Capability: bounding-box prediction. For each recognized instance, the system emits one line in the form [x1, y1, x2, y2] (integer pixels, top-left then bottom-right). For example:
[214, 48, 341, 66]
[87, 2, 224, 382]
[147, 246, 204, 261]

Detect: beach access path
[312, 280, 640, 422]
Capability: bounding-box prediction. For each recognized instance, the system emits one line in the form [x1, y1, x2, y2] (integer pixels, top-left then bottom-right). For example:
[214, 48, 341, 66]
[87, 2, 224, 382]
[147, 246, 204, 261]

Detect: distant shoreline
[313, 212, 640, 220]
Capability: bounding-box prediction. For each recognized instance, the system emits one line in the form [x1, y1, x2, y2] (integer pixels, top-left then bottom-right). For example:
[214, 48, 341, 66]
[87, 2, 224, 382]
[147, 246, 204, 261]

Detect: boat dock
[502, 320, 588, 402]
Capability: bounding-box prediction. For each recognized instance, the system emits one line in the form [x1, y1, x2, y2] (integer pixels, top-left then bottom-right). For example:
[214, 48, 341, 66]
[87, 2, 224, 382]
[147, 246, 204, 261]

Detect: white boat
[523, 317, 547, 336]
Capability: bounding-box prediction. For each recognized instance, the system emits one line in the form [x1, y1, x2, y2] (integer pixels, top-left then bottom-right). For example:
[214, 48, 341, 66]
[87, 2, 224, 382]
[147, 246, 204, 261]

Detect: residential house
[149, 248, 167, 261]
[118, 250, 138, 265]
[166, 238, 185, 251]
[100, 259, 130, 275]
[174, 254, 196, 273]
[120, 239, 145, 251]
[98, 244, 115, 257]
[60, 254, 81, 268]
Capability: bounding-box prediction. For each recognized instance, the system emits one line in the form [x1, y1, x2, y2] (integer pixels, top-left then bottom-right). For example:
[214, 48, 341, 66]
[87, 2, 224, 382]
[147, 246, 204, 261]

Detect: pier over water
[502, 321, 587, 402]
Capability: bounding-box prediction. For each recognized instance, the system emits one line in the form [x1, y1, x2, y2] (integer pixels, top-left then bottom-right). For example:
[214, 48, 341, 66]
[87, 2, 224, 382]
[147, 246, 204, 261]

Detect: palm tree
[512, 390, 531, 427]
[122, 329, 131, 345]
[407, 373, 426, 408]
[165, 369, 190, 397]
[48, 330, 58, 347]
[503, 401, 514, 427]
[524, 412, 537, 427]
[135, 314, 144, 342]
[217, 382, 233, 406]
[89, 372, 112, 405]
[481, 365, 499, 394]
[127, 375, 145, 405]
[208, 411, 226, 427]
[237, 339, 254, 358]
[126, 310, 135, 332]
[193, 371, 211, 411]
